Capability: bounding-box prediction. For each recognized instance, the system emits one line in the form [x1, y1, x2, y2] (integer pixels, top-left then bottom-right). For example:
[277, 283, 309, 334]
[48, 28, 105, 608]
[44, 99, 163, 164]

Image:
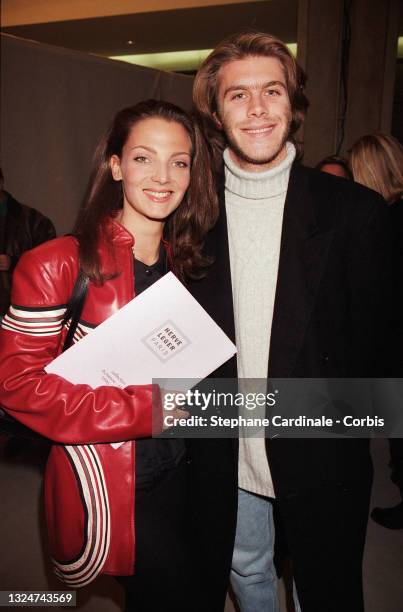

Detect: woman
[0, 100, 218, 611]
[350, 132, 403, 530]
[350, 133, 403, 204]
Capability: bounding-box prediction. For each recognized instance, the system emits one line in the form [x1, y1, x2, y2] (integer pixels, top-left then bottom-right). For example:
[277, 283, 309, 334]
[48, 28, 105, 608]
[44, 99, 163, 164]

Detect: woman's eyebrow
[129, 145, 156, 153]
[129, 146, 191, 156]
[171, 151, 192, 157]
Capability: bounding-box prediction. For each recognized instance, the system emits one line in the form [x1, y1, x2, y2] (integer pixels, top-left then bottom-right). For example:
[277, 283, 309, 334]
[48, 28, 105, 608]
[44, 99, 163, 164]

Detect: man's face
[320, 163, 349, 179]
[215, 56, 292, 172]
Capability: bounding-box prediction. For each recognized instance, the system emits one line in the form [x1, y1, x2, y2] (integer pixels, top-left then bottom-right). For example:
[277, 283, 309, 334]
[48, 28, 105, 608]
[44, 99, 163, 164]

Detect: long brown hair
[350, 133, 403, 204]
[193, 31, 309, 170]
[74, 100, 218, 284]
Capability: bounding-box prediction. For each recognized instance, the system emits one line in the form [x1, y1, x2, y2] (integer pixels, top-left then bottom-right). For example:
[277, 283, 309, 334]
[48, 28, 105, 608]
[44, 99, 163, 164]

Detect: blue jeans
[231, 488, 301, 612]
[230, 488, 279, 612]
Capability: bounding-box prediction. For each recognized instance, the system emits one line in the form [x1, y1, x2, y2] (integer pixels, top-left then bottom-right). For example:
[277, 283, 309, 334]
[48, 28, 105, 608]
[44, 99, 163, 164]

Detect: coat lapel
[188, 179, 237, 377]
[268, 163, 334, 377]
[204, 194, 236, 345]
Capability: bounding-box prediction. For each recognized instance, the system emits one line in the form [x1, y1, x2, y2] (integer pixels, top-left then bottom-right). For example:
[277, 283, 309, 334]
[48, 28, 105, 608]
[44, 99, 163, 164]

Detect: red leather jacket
[0, 218, 164, 587]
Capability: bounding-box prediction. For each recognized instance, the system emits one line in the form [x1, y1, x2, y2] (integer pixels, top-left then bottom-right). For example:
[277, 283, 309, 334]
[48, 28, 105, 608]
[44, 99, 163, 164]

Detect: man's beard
[219, 114, 292, 167]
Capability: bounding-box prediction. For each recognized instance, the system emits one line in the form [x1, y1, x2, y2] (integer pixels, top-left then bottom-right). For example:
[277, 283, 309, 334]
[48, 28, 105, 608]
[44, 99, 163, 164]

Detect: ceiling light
[111, 49, 212, 72]
[111, 44, 297, 72]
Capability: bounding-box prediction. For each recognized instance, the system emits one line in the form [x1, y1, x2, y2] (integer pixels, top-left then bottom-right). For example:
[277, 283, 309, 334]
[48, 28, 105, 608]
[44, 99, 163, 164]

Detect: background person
[350, 133, 403, 205]
[315, 154, 352, 179]
[350, 132, 403, 530]
[0, 99, 218, 612]
[0, 167, 56, 316]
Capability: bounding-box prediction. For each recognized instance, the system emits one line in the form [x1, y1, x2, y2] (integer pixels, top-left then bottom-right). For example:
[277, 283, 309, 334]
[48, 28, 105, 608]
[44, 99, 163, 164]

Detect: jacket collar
[104, 215, 134, 248]
[104, 215, 173, 269]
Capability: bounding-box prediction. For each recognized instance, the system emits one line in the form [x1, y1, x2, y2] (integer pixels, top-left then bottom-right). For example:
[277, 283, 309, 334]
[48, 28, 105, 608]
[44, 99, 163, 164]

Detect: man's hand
[0, 254, 11, 271]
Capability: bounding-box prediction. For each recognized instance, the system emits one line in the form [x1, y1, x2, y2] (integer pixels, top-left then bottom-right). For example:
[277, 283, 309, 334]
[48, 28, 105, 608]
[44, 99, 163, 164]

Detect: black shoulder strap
[62, 269, 89, 352]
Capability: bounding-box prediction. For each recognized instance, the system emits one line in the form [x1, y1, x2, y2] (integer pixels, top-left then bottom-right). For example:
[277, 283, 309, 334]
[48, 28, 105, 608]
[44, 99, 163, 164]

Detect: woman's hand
[161, 390, 189, 430]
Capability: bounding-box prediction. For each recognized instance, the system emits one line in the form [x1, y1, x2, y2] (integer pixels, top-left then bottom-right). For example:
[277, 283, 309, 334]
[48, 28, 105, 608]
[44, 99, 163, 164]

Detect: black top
[134, 245, 185, 488]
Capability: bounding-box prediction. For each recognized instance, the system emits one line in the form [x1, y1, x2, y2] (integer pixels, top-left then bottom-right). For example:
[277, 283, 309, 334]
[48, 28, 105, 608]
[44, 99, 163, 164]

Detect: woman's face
[110, 117, 192, 225]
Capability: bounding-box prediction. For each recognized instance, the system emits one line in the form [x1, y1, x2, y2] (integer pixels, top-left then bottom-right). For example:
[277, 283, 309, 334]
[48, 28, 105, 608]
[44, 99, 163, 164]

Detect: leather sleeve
[0, 248, 162, 444]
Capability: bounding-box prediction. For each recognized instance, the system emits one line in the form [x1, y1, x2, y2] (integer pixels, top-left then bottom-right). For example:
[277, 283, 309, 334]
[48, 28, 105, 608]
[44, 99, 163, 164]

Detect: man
[0, 168, 56, 457]
[0, 168, 56, 315]
[316, 155, 352, 180]
[187, 32, 391, 612]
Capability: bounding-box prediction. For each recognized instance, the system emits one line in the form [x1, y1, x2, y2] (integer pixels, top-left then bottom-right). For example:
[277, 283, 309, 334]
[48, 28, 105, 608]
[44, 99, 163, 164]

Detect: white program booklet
[46, 272, 236, 390]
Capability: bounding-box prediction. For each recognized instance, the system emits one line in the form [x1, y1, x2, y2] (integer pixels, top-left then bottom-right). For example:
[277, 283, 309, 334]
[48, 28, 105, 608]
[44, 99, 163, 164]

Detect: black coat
[187, 162, 393, 611]
[0, 192, 56, 314]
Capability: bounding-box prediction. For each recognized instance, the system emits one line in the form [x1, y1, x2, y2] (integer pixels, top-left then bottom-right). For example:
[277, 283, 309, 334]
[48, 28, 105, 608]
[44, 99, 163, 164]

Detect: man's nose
[247, 92, 268, 117]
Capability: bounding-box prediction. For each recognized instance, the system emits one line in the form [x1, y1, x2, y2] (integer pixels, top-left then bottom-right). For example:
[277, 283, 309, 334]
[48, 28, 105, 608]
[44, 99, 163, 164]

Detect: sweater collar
[224, 142, 296, 200]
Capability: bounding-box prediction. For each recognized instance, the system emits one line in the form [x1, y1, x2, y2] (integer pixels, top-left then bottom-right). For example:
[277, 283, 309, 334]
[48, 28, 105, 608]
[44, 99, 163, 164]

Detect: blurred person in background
[350, 133, 403, 530]
[0, 167, 56, 316]
[316, 155, 352, 179]
[350, 133, 403, 205]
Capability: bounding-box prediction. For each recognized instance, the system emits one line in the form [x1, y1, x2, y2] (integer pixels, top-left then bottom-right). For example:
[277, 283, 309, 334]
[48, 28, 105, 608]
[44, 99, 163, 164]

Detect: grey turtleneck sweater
[224, 142, 296, 498]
